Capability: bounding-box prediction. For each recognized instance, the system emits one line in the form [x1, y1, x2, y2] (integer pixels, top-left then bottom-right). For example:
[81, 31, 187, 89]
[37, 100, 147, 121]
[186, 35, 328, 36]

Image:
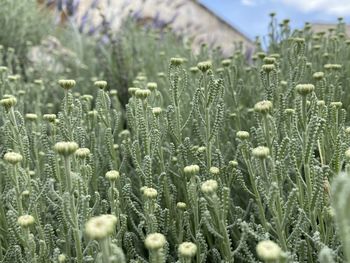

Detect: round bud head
[0, 96, 17, 111]
[135, 89, 151, 100]
[344, 149, 350, 161]
[295, 84, 315, 96]
[105, 170, 120, 181]
[54, 142, 79, 156]
[147, 82, 158, 91]
[263, 57, 276, 65]
[157, 72, 166, 78]
[221, 59, 231, 67]
[22, 190, 30, 197]
[330, 101, 342, 108]
[143, 187, 158, 199]
[197, 61, 212, 73]
[8, 75, 20, 82]
[317, 100, 325, 107]
[252, 146, 270, 159]
[346, 127, 350, 135]
[58, 79, 76, 90]
[201, 179, 218, 194]
[75, 148, 90, 158]
[256, 52, 266, 59]
[313, 72, 324, 80]
[293, 38, 305, 44]
[94, 80, 107, 89]
[145, 233, 166, 250]
[190, 66, 199, 73]
[284, 108, 295, 115]
[177, 202, 187, 210]
[25, 113, 38, 121]
[34, 79, 43, 86]
[254, 100, 273, 114]
[209, 166, 220, 176]
[109, 90, 118, 96]
[58, 254, 66, 263]
[183, 164, 200, 176]
[18, 215, 35, 228]
[236, 131, 250, 140]
[170, 57, 184, 66]
[256, 240, 282, 261]
[152, 107, 162, 116]
[128, 87, 138, 96]
[229, 160, 238, 167]
[4, 152, 23, 165]
[18, 90, 26, 96]
[178, 242, 197, 258]
[43, 114, 56, 123]
[197, 146, 206, 153]
[85, 214, 117, 240]
[119, 129, 131, 138]
[262, 64, 275, 73]
[0, 66, 8, 73]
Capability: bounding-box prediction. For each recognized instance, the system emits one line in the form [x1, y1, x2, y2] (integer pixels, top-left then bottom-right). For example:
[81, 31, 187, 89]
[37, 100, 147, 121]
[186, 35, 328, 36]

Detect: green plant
[2, 11, 350, 263]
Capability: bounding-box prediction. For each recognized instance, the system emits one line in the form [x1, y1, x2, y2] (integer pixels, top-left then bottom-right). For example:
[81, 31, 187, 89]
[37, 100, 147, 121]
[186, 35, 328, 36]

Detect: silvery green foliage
[1, 16, 350, 263]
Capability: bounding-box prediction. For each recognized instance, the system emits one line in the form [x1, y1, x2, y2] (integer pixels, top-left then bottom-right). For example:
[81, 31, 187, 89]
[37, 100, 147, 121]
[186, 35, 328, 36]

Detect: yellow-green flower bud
[183, 164, 200, 176]
[197, 61, 212, 73]
[18, 215, 35, 228]
[94, 80, 107, 89]
[4, 152, 23, 165]
[295, 84, 314, 96]
[105, 170, 120, 181]
[54, 142, 79, 156]
[256, 240, 282, 261]
[178, 242, 197, 258]
[201, 179, 218, 194]
[58, 79, 76, 90]
[252, 146, 270, 159]
[75, 148, 90, 158]
[236, 131, 250, 140]
[254, 100, 273, 114]
[85, 214, 117, 240]
[145, 233, 166, 250]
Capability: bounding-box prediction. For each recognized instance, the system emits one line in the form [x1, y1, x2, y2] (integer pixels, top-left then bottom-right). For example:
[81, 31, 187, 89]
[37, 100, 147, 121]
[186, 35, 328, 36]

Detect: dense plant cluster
[2, 3, 350, 263]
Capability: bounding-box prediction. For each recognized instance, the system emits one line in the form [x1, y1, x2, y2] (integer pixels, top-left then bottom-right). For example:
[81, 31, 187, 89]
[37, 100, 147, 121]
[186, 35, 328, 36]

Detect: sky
[199, 0, 350, 40]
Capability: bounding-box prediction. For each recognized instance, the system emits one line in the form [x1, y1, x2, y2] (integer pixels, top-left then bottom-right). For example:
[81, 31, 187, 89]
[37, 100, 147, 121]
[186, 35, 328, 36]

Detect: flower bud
[58, 79, 76, 90]
[295, 84, 314, 96]
[18, 215, 35, 228]
[201, 179, 218, 194]
[85, 214, 117, 240]
[4, 152, 23, 165]
[94, 80, 107, 89]
[197, 61, 212, 73]
[256, 240, 281, 261]
[145, 233, 166, 250]
[178, 242, 197, 258]
[252, 146, 270, 159]
[143, 187, 158, 199]
[105, 170, 120, 181]
[254, 100, 273, 114]
[236, 131, 250, 140]
[183, 164, 200, 176]
[75, 148, 90, 159]
[54, 142, 79, 156]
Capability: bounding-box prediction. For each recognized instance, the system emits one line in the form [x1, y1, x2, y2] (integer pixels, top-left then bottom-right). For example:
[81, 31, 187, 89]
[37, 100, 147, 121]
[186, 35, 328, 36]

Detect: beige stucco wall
[72, 0, 254, 55]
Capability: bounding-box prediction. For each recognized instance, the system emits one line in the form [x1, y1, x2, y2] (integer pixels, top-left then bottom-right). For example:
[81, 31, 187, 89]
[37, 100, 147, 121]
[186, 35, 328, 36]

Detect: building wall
[69, 0, 254, 55]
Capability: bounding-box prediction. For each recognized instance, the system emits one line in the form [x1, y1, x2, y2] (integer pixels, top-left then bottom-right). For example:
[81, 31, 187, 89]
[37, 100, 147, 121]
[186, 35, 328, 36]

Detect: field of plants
[1, 1, 350, 262]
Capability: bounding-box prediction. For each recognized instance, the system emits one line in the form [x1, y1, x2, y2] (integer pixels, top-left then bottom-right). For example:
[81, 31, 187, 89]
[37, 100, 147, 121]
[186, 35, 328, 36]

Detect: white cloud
[241, 0, 256, 6]
[282, 0, 350, 16]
